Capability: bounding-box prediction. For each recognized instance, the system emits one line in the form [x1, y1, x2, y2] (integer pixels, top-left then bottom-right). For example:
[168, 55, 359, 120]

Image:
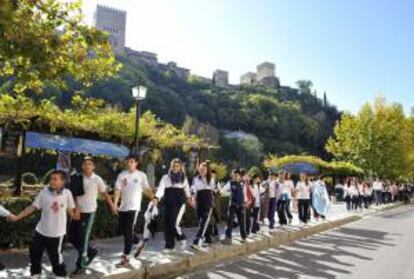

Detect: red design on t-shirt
[50, 201, 60, 213]
[122, 178, 128, 188]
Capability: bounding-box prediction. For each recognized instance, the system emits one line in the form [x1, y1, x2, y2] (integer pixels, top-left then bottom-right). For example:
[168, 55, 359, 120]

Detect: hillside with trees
[43, 54, 341, 167]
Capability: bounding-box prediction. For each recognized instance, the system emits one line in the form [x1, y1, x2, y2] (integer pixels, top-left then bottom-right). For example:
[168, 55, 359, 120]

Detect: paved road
[184, 204, 414, 279]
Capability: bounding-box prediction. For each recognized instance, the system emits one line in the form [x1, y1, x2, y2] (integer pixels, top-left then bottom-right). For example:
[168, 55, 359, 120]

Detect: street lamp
[131, 85, 147, 155]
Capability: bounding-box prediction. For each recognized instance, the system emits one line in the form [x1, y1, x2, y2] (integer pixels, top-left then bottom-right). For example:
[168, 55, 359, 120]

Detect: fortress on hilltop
[94, 5, 281, 89]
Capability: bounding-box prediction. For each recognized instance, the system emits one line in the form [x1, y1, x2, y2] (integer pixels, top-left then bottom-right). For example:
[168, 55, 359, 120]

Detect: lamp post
[131, 85, 147, 155]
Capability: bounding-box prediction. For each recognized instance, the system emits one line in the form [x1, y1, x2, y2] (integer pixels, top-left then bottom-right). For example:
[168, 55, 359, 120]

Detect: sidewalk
[0, 202, 401, 279]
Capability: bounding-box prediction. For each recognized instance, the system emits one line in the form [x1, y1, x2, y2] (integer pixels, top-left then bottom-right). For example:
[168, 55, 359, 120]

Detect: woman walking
[153, 158, 191, 252]
[296, 173, 311, 225]
[191, 161, 215, 250]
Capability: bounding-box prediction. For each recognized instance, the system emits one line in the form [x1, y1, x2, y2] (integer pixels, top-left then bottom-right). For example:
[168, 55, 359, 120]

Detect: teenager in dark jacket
[221, 169, 247, 244]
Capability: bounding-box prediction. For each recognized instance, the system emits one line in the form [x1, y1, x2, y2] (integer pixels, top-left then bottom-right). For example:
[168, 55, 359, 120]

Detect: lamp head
[132, 85, 147, 100]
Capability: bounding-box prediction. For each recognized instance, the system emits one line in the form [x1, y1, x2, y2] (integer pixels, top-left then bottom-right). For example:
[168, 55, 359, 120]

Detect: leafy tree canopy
[326, 96, 409, 179]
[0, 0, 119, 94]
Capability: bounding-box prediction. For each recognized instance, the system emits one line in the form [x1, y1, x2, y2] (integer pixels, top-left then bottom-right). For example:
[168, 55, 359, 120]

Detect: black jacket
[67, 173, 85, 197]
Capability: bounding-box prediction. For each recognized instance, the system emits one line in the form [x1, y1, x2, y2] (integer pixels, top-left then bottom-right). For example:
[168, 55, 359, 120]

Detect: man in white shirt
[113, 155, 153, 267]
[372, 178, 383, 206]
[267, 170, 279, 230]
[69, 156, 116, 274]
[12, 170, 79, 278]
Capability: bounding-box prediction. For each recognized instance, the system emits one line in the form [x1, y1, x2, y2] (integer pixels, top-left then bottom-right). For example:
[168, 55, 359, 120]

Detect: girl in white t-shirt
[251, 174, 265, 234]
[295, 173, 311, 225]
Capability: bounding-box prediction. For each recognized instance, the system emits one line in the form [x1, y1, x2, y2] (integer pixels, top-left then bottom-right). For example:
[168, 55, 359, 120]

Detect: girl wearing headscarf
[153, 158, 191, 252]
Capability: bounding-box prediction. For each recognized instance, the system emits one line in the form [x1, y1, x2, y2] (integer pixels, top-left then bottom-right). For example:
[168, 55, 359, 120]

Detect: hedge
[0, 195, 230, 249]
[264, 155, 364, 176]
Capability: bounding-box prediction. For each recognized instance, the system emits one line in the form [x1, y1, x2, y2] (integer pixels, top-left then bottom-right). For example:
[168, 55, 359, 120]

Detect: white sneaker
[179, 239, 187, 250]
[162, 248, 175, 254]
[191, 243, 203, 251]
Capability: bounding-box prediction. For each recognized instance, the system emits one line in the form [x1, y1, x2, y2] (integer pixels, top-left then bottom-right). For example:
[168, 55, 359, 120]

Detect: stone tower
[240, 72, 257, 85]
[256, 62, 280, 88]
[213, 70, 229, 87]
[94, 5, 126, 53]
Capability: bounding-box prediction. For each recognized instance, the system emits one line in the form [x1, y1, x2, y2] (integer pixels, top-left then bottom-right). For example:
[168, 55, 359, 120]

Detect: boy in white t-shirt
[69, 156, 117, 274]
[113, 155, 153, 267]
[12, 170, 79, 278]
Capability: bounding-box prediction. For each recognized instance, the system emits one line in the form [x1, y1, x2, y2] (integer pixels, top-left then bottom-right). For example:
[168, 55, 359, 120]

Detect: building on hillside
[240, 72, 257, 85]
[124, 47, 158, 67]
[256, 62, 280, 88]
[158, 62, 190, 80]
[94, 5, 126, 53]
[256, 62, 275, 81]
[212, 70, 229, 87]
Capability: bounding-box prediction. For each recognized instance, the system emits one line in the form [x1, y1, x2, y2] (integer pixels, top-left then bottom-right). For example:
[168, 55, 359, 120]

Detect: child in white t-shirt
[12, 170, 78, 278]
[113, 155, 152, 267]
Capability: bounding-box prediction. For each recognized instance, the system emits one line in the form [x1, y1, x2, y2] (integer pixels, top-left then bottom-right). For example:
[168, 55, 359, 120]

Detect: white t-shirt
[33, 187, 75, 238]
[296, 181, 311, 199]
[0, 205, 10, 217]
[252, 184, 266, 207]
[349, 185, 358, 196]
[115, 170, 150, 212]
[268, 180, 278, 198]
[373, 181, 383, 191]
[76, 173, 107, 213]
[282, 180, 294, 199]
[191, 176, 215, 194]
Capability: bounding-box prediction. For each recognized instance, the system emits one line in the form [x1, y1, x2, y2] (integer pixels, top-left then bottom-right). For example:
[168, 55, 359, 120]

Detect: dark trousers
[277, 199, 288, 225]
[212, 194, 222, 237]
[30, 232, 66, 277]
[285, 199, 293, 221]
[298, 199, 310, 224]
[164, 204, 186, 249]
[268, 198, 277, 229]
[69, 212, 97, 269]
[251, 207, 261, 233]
[344, 196, 351, 210]
[358, 195, 364, 209]
[245, 207, 253, 235]
[194, 205, 213, 245]
[351, 196, 358, 210]
[118, 210, 139, 256]
[225, 204, 247, 239]
[374, 190, 382, 205]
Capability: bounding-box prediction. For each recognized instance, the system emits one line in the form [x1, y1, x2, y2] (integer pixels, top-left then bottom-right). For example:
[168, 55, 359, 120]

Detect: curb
[103, 202, 409, 279]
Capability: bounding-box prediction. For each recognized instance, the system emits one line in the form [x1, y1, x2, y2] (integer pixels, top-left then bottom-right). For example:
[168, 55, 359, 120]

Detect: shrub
[22, 172, 39, 185]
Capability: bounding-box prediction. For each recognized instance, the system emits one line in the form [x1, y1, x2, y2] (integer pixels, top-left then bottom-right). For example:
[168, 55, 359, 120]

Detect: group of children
[339, 177, 412, 211]
[0, 156, 332, 278]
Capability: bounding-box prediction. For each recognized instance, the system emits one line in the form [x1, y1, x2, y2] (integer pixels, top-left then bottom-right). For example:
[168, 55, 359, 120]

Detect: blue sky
[82, 0, 414, 114]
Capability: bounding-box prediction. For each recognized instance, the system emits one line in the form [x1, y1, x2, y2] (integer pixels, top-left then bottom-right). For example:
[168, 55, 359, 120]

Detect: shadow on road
[191, 227, 398, 279]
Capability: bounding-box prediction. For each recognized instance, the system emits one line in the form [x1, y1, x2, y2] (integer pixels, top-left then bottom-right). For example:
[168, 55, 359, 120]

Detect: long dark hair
[199, 160, 212, 184]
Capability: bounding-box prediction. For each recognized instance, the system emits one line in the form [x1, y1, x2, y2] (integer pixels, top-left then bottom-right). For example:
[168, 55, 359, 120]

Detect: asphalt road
[183, 204, 414, 279]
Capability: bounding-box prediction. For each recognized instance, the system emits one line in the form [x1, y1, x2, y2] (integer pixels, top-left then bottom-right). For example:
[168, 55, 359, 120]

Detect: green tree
[0, 0, 119, 94]
[326, 97, 408, 178]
